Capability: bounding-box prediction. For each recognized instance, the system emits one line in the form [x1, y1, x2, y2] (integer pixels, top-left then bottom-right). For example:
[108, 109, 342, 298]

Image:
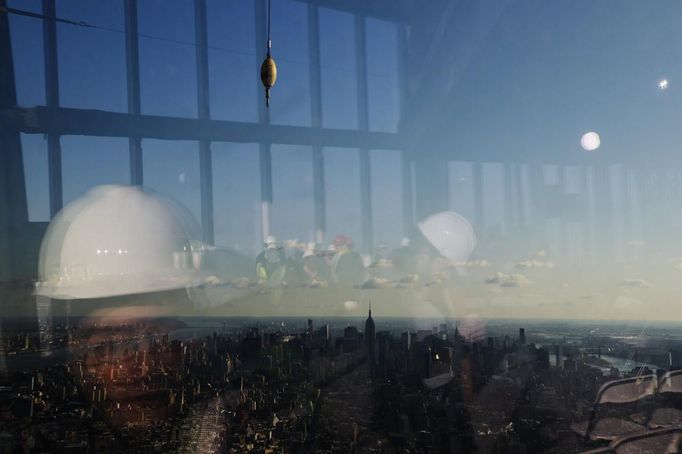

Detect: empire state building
[365, 303, 376, 364]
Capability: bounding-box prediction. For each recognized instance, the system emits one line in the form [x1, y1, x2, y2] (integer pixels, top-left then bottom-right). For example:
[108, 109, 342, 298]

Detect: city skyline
[2, 310, 680, 452]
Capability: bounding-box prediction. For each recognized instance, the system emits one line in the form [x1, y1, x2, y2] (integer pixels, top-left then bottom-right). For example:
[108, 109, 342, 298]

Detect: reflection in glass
[142, 139, 201, 226]
[56, 0, 126, 112]
[61, 136, 129, 205]
[138, 0, 197, 118]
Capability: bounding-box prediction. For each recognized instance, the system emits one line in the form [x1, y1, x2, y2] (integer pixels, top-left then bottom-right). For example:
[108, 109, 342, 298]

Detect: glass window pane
[142, 139, 201, 225]
[61, 136, 129, 205]
[449, 161, 475, 222]
[366, 18, 399, 132]
[207, 0, 258, 122]
[7, 0, 41, 13]
[56, 1, 127, 112]
[371, 149, 402, 247]
[7, 7, 45, 107]
[483, 162, 505, 233]
[138, 0, 197, 118]
[20, 134, 49, 222]
[271, 145, 313, 242]
[212, 142, 260, 255]
[319, 8, 357, 129]
[564, 165, 581, 194]
[269, 0, 311, 126]
[609, 165, 627, 262]
[324, 147, 361, 244]
[520, 164, 532, 227]
[543, 164, 559, 185]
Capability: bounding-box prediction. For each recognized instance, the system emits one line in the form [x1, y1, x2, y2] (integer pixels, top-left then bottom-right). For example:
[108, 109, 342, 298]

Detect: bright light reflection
[580, 131, 600, 151]
[344, 300, 358, 311]
[659, 78, 669, 90]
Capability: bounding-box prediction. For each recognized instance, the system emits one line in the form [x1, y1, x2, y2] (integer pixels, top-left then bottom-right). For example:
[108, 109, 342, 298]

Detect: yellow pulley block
[260, 54, 277, 107]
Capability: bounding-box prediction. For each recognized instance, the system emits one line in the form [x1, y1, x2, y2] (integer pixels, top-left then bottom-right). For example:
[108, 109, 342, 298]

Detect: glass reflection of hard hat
[35, 185, 207, 300]
[417, 211, 476, 264]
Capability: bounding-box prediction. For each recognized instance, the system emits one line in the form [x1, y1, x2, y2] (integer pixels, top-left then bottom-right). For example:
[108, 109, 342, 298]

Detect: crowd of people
[254, 234, 401, 288]
[242, 211, 478, 290]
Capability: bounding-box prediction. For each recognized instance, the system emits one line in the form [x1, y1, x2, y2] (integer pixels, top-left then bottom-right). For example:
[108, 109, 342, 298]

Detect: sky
[8, 0, 682, 320]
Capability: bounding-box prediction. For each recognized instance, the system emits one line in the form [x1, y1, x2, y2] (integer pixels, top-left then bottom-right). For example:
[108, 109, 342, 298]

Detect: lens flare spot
[343, 300, 358, 311]
[580, 131, 600, 151]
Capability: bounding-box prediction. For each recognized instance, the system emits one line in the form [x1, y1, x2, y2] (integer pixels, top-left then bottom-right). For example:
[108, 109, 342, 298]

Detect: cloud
[534, 250, 547, 258]
[502, 274, 532, 287]
[618, 278, 652, 289]
[516, 260, 555, 269]
[359, 278, 395, 289]
[484, 273, 504, 284]
[343, 300, 358, 311]
[453, 259, 491, 268]
[614, 295, 643, 309]
[485, 272, 532, 288]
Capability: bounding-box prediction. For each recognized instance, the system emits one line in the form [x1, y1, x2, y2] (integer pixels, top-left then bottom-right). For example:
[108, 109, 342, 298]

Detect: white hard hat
[302, 242, 316, 259]
[35, 185, 208, 300]
[265, 235, 278, 249]
[417, 211, 476, 264]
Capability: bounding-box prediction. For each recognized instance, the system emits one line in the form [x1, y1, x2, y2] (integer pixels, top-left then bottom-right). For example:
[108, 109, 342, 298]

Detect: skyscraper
[365, 303, 376, 364]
